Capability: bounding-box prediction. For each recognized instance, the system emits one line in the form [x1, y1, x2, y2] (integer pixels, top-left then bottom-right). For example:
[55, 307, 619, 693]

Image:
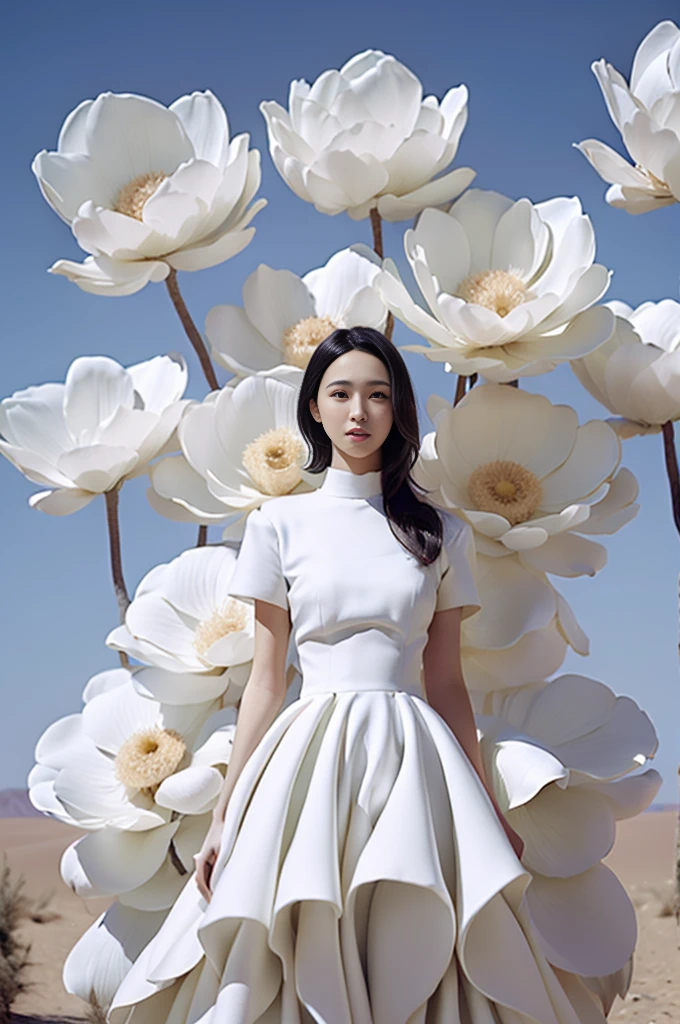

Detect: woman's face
[310, 349, 394, 471]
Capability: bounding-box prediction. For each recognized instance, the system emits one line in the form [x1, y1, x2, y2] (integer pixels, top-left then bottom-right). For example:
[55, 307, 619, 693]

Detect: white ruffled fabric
[109, 690, 607, 1024]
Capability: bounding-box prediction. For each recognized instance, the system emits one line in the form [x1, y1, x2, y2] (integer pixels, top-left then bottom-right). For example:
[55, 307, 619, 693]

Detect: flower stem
[104, 486, 130, 669]
[662, 420, 680, 536]
[169, 839, 188, 876]
[165, 269, 219, 392]
[453, 372, 479, 407]
[370, 208, 394, 341]
[197, 525, 208, 547]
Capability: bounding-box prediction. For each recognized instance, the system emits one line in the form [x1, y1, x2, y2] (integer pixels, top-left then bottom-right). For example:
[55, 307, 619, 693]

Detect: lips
[347, 430, 369, 436]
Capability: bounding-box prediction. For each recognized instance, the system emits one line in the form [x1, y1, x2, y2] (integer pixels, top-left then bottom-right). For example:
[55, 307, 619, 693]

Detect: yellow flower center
[282, 315, 337, 368]
[114, 726, 186, 793]
[193, 599, 248, 659]
[467, 459, 543, 526]
[242, 426, 307, 495]
[457, 268, 528, 318]
[114, 171, 168, 220]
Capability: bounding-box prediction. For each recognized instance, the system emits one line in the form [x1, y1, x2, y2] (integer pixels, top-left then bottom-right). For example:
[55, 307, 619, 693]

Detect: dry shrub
[29, 889, 60, 925]
[0, 854, 32, 1023]
[647, 879, 678, 918]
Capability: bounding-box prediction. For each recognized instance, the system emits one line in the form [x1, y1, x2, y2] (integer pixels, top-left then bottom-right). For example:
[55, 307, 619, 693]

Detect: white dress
[109, 467, 607, 1024]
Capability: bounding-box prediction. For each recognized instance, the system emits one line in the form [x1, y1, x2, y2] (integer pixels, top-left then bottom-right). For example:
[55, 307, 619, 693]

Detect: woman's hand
[193, 818, 224, 902]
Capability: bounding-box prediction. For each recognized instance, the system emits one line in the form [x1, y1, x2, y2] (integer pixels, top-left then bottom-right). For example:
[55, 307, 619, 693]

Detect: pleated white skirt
[108, 690, 608, 1024]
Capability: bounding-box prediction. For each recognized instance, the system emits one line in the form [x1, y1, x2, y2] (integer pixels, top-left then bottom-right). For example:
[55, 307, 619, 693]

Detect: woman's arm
[212, 598, 291, 822]
[422, 606, 524, 859]
[194, 598, 291, 899]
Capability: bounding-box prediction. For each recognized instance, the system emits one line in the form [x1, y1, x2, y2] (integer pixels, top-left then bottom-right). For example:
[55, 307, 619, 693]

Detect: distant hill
[0, 788, 42, 818]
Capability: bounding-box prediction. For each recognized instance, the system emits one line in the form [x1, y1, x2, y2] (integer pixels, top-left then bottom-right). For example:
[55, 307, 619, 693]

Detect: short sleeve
[227, 507, 289, 610]
[435, 516, 481, 621]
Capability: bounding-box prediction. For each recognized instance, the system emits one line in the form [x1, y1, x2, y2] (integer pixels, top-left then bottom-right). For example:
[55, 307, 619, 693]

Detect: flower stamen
[467, 459, 543, 525]
[457, 268, 528, 318]
[114, 726, 186, 793]
[282, 315, 336, 368]
[114, 172, 168, 220]
[193, 599, 248, 659]
[242, 427, 307, 495]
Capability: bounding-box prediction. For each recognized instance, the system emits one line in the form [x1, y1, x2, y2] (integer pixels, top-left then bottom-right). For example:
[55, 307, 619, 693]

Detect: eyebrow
[325, 379, 391, 389]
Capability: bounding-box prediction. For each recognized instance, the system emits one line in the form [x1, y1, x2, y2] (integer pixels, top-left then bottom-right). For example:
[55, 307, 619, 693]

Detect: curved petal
[155, 764, 224, 814]
[526, 864, 637, 976]
[63, 902, 168, 1010]
[66, 822, 180, 896]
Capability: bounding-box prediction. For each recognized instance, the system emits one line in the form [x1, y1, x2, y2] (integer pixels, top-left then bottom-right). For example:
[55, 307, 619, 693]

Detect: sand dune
[0, 811, 676, 1021]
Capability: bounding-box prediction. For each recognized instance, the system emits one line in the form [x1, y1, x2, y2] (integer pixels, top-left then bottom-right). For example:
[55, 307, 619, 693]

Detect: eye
[330, 390, 390, 400]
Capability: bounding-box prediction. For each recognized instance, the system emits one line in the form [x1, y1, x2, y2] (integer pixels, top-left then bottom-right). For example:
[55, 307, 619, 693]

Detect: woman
[109, 328, 607, 1023]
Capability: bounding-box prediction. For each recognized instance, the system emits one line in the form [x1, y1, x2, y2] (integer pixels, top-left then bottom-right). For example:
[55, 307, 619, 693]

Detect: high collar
[319, 465, 383, 499]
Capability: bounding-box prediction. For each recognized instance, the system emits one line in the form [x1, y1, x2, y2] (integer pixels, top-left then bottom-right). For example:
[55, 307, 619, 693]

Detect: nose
[350, 395, 368, 420]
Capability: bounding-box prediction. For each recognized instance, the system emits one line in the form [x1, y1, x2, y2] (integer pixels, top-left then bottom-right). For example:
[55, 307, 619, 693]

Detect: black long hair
[297, 326, 444, 567]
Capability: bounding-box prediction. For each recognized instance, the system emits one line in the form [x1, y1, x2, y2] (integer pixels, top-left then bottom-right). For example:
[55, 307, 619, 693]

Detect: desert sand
[0, 811, 677, 1022]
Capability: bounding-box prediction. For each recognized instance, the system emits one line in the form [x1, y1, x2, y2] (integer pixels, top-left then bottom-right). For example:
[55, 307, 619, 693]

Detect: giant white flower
[375, 189, 615, 382]
[28, 673, 229, 832]
[416, 384, 638, 577]
[206, 245, 387, 377]
[33, 90, 266, 295]
[148, 368, 318, 527]
[0, 353, 188, 515]
[260, 49, 474, 221]
[477, 675, 660, 879]
[477, 676, 660, 977]
[106, 546, 254, 703]
[571, 300, 680, 437]
[574, 20, 680, 214]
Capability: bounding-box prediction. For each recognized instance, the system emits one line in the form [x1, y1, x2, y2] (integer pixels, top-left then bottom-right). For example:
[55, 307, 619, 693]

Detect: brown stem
[104, 486, 130, 669]
[662, 420, 680, 536]
[370, 208, 395, 341]
[169, 839, 188, 876]
[165, 269, 219, 392]
[370, 208, 384, 258]
[197, 524, 208, 547]
[454, 375, 467, 406]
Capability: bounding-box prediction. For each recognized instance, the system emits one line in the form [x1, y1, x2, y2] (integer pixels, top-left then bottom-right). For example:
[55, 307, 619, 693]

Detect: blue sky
[2, 0, 679, 803]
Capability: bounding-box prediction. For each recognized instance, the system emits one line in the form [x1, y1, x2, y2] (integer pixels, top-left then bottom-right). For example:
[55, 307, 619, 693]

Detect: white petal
[205, 303, 279, 375]
[540, 421, 620, 511]
[527, 864, 637, 975]
[133, 665, 231, 705]
[49, 255, 169, 296]
[63, 902, 167, 1009]
[117, 854, 188, 911]
[82, 679, 161, 754]
[171, 90, 230, 168]
[56, 444, 139, 490]
[510, 785, 615, 877]
[377, 166, 475, 221]
[590, 768, 662, 819]
[155, 764, 223, 814]
[149, 454, 230, 524]
[82, 668, 130, 702]
[242, 264, 315, 348]
[65, 822, 179, 895]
